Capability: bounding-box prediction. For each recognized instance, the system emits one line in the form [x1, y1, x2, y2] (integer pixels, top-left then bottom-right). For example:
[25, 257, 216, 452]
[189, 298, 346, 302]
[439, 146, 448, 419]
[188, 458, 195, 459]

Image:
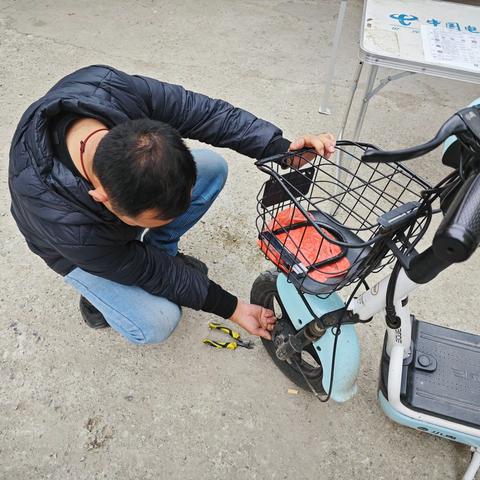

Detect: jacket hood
[10, 94, 130, 225]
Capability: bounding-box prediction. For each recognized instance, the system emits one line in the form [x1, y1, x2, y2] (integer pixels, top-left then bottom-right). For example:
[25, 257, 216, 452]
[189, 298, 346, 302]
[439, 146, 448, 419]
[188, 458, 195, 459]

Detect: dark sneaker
[79, 296, 110, 329]
[176, 252, 208, 275]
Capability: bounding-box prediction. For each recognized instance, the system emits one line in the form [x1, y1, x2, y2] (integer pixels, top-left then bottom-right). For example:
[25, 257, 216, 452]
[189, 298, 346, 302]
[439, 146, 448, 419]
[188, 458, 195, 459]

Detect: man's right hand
[229, 301, 276, 340]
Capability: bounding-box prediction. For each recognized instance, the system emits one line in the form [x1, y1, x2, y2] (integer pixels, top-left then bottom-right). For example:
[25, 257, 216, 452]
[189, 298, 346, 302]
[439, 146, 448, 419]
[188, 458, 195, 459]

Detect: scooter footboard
[276, 274, 360, 402]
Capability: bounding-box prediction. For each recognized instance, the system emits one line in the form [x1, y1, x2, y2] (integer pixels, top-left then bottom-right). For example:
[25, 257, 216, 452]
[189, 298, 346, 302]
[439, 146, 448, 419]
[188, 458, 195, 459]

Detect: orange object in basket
[258, 207, 351, 283]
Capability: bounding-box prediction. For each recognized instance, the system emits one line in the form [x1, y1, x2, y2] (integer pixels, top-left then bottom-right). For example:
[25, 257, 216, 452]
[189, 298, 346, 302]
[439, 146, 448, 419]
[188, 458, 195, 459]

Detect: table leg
[332, 60, 364, 214]
[318, 0, 348, 115]
[337, 61, 364, 140]
[353, 63, 379, 141]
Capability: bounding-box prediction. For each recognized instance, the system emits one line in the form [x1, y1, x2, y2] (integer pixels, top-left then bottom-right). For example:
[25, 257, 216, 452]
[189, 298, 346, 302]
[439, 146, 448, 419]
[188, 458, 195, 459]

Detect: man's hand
[229, 301, 277, 340]
[287, 132, 336, 168]
[290, 133, 336, 158]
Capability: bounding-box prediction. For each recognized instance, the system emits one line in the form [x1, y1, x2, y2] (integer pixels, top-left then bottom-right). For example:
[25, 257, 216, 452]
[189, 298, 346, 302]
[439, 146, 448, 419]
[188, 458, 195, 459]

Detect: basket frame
[255, 142, 433, 296]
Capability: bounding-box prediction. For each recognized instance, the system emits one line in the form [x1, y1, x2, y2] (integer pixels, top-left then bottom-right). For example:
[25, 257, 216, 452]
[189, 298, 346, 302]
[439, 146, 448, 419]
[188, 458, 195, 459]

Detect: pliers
[203, 322, 254, 350]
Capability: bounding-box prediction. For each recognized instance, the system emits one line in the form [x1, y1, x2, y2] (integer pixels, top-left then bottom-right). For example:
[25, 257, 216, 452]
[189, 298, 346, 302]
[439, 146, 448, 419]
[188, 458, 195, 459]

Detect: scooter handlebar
[361, 113, 469, 164]
[361, 106, 480, 264]
[433, 171, 480, 262]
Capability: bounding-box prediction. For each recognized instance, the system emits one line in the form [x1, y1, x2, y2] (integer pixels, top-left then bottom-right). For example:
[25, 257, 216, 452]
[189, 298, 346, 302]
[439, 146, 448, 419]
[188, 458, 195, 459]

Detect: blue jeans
[65, 149, 228, 344]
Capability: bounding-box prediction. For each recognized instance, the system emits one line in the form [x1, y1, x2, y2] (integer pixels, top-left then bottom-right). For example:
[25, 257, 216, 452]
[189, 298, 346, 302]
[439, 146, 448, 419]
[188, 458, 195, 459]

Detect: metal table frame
[318, 0, 348, 115]
[338, 61, 416, 140]
[319, 0, 480, 141]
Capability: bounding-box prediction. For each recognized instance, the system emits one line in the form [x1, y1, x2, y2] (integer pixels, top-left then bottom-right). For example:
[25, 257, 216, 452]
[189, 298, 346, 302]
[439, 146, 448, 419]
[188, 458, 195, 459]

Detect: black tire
[250, 270, 326, 394]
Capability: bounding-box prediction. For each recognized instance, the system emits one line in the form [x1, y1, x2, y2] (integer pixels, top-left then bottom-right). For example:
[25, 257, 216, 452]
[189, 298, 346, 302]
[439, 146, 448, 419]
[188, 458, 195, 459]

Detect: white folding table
[326, 0, 480, 140]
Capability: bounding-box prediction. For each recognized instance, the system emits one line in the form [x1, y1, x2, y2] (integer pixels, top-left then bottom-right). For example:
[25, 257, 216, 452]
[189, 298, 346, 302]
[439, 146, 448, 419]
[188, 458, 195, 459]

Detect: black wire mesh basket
[254, 142, 432, 296]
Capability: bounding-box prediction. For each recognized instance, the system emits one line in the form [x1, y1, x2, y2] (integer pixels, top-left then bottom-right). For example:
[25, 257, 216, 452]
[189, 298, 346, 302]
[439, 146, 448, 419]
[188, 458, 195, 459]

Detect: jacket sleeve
[56, 239, 210, 310]
[129, 72, 289, 159]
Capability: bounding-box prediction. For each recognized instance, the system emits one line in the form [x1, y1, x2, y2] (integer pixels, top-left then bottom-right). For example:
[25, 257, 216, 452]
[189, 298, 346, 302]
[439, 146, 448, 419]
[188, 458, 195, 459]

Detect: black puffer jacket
[9, 64, 288, 311]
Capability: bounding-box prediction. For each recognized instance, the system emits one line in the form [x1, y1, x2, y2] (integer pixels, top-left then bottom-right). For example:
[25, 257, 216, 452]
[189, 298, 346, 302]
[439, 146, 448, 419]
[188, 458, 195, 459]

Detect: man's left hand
[289, 133, 336, 158]
[286, 133, 336, 169]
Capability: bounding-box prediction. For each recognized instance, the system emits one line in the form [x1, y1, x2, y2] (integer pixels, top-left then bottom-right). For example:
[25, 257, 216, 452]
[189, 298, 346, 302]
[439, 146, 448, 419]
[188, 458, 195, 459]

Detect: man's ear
[88, 187, 109, 204]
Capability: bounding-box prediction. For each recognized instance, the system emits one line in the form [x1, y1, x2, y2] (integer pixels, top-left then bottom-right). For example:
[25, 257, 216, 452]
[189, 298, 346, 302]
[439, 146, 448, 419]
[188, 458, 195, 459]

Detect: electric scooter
[250, 105, 480, 479]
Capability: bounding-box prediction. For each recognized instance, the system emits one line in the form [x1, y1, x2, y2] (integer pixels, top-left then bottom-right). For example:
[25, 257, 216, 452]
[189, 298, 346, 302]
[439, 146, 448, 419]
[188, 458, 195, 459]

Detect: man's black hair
[93, 118, 196, 220]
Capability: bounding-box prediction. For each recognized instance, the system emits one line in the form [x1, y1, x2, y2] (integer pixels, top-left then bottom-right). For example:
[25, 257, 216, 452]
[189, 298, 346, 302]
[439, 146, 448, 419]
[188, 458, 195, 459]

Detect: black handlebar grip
[433, 172, 480, 263]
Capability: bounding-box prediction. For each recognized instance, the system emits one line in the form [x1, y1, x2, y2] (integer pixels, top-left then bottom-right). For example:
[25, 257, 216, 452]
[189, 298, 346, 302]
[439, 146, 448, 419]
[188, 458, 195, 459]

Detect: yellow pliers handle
[203, 338, 238, 350]
[208, 322, 241, 339]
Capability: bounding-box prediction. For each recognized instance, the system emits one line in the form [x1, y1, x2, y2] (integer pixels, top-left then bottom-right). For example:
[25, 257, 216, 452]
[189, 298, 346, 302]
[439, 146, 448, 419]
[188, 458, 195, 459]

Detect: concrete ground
[1, 1, 479, 479]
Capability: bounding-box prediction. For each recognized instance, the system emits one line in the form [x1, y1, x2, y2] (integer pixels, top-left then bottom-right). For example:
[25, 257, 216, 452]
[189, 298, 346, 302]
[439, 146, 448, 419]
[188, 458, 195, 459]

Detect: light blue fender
[443, 97, 480, 153]
[276, 274, 360, 402]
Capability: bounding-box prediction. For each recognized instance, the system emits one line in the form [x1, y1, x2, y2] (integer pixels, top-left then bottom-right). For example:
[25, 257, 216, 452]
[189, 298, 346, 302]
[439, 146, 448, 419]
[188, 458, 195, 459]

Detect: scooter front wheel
[250, 270, 326, 394]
